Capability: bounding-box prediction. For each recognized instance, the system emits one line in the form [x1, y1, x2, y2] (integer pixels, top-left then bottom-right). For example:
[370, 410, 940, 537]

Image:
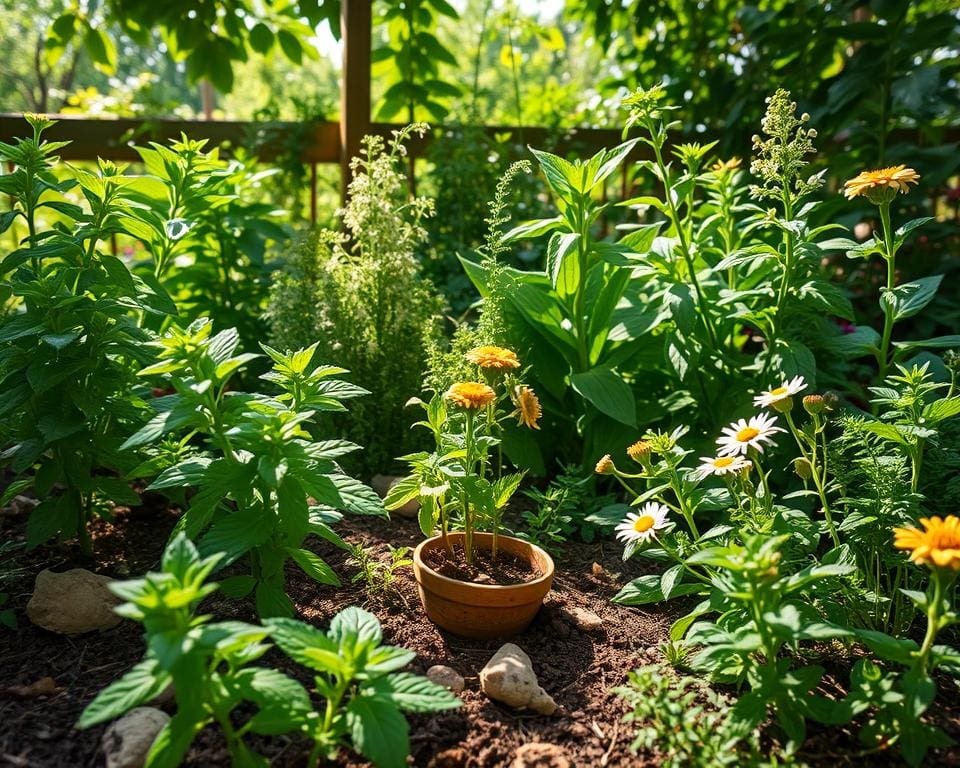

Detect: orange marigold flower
[893, 516, 960, 571]
[465, 345, 520, 370]
[595, 454, 615, 475]
[843, 165, 920, 201]
[513, 385, 541, 430]
[445, 382, 496, 410]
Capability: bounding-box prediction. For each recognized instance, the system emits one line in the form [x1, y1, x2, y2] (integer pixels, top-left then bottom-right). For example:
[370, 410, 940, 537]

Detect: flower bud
[627, 440, 652, 464]
[793, 457, 813, 480]
[803, 394, 825, 415]
[595, 454, 616, 475]
[771, 396, 794, 413]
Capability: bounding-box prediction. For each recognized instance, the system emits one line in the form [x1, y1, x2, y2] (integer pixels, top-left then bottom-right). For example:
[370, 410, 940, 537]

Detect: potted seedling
[386, 346, 554, 638]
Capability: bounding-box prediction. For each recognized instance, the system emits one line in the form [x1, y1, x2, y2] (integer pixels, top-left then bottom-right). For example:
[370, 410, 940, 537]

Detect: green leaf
[330, 606, 382, 649]
[233, 667, 312, 735]
[368, 673, 462, 712]
[889, 275, 942, 322]
[613, 573, 703, 605]
[277, 29, 303, 64]
[570, 367, 636, 427]
[265, 617, 346, 674]
[77, 659, 171, 728]
[328, 474, 386, 517]
[545, 231, 581, 298]
[199, 509, 272, 565]
[286, 547, 340, 585]
[346, 695, 410, 768]
[248, 23, 275, 54]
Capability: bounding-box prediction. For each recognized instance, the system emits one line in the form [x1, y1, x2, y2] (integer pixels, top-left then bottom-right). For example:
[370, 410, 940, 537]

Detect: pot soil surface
[1, 501, 959, 767]
[422, 541, 541, 585]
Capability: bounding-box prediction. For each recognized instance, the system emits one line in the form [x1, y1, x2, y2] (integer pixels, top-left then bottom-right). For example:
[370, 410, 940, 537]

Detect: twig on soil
[600, 721, 620, 766]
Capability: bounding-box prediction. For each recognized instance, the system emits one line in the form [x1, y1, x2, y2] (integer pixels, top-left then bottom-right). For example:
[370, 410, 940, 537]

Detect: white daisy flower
[615, 502, 670, 545]
[753, 376, 807, 409]
[697, 454, 751, 478]
[716, 413, 784, 456]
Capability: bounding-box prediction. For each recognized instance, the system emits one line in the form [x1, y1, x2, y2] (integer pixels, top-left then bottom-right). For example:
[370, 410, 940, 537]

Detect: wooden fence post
[340, 1, 372, 205]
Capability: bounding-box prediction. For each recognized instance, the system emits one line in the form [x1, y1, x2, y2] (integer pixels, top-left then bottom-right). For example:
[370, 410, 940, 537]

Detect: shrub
[265, 125, 442, 478]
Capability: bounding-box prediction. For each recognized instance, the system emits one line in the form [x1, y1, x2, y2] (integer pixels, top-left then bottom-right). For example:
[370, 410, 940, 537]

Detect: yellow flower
[445, 382, 496, 410]
[711, 157, 741, 174]
[512, 385, 541, 430]
[595, 454, 615, 475]
[465, 345, 520, 370]
[843, 165, 920, 201]
[627, 440, 651, 463]
[894, 516, 960, 571]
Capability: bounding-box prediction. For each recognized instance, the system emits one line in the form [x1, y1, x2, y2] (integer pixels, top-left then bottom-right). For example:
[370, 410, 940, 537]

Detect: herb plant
[123, 319, 384, 617]
[78, 534, 460, 768]
[0, 115, 170, 552]
[264, 125, 442, 477]
[348, 543, 413, 600]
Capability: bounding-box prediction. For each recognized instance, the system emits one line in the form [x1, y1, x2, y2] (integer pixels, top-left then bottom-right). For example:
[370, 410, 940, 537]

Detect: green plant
[264, 126, 442, 478]
[122, 318, 384, 617]
[348, 543, 413, 599]
[374, 0, 461, 123]
[77, 534, 460, 768]
[0, 539, 24, 629]
[519, 464, 612, 549]
[0, 115, 171, 553]
[127, 135, 289, 351]
[614, 664, 773, 767]
[386, 345, 538, 566]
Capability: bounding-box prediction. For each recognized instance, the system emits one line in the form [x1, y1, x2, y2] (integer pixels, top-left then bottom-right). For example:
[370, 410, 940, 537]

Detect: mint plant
[78, 534, 460, 768]
[123, 318, 385, 617]
[0, 115, 174, 553]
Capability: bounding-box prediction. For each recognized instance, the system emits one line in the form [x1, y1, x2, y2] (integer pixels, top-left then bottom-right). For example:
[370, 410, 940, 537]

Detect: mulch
[1, 498, 959, 767]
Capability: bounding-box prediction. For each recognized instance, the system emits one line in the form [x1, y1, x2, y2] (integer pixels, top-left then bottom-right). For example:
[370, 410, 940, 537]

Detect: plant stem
[876, 202, 896, 385]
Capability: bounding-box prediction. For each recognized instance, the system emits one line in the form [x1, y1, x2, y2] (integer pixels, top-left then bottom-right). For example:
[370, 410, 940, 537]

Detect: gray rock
[479, 643, 556, 715]
[567, 606, 603, 632]
[102, 707, 170, 768]
[26, 568, 121, 635]
[426, 664, 465, 693]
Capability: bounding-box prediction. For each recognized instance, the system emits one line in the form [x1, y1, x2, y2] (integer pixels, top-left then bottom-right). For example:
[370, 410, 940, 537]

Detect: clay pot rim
[413, 532, 555, 591]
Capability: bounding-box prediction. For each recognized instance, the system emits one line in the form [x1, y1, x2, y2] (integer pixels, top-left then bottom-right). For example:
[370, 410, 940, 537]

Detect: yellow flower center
[633, 515, 656, 533]
[737, 427, 760, 442]
[769, 387, 788, 396]
[713, 457, 735, 468]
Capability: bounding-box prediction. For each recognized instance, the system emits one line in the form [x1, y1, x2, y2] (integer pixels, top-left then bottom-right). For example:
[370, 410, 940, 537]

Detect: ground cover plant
[2, 12, 960, 764]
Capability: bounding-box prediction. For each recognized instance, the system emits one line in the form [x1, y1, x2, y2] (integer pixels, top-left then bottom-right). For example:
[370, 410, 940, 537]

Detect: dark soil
[1, 498, 959, 767]
[423, 542, 541, 585]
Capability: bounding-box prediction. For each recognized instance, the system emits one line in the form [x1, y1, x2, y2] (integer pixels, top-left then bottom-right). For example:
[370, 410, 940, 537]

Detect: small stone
[591, 562, 605, 578]
[102, 707, 170, 768]
[567, 606, 603, 632]
[5, 676, 60, 698]
[427, 664, 465, 693]
[479, 643, 556, 715]
[26, 568, 121, 635]
[511, 743, 571, 768]
[372, 474, 419, 519]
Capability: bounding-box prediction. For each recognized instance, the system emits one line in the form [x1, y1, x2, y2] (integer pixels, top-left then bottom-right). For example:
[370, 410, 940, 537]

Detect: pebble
[566, 606, 603, 632]
[427, 664, 465, 693]
[102, 707, 170, 768]
[479, 643, 556, 715]
[26, 568, 121, 635]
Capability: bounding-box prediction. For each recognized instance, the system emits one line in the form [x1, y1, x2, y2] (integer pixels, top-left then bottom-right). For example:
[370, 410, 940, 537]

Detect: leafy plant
[0, 115, 170, 552]
[268, 605, 461, 767]
[77, 534, 460, 768]
[348, 543, 413, 600]
[519, 463, 613, 549]
[615, 664, 772, 767]
[122, 318, 385, 617]
[264, 125, 442, 477]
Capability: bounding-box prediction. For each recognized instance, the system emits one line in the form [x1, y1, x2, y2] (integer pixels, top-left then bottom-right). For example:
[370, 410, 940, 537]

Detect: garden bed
[2, 500, 959, 768]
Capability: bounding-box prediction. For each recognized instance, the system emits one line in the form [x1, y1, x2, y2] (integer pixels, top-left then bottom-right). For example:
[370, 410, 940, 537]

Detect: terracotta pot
[412, 532, 554, 639]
